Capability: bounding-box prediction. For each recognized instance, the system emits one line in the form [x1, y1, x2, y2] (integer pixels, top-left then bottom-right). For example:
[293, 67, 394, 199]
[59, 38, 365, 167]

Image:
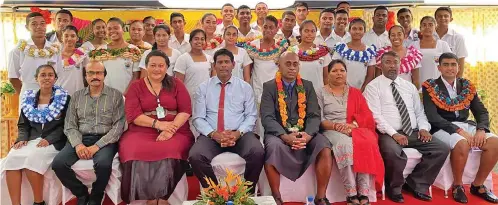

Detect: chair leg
[429, 186, 433, 197]
[382, 183, 385, 200]
[444, 189, 448, 198]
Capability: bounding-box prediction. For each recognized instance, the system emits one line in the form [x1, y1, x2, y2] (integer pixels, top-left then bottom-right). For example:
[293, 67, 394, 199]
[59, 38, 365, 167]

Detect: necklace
[327, 85, 347, 106]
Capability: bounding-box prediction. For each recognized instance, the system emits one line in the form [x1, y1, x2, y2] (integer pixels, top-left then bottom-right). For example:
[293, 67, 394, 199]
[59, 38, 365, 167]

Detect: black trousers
[378, 130, 450, 195]
[52, 135, 118, 201]
[188, 132, 265, 192]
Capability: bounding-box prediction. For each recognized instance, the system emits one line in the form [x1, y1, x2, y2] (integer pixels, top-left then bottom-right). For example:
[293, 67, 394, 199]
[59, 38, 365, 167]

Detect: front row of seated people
[2, 49, 498, 205]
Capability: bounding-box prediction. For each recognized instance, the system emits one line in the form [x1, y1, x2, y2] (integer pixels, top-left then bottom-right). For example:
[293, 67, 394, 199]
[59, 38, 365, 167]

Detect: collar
[214, 76, 234, 85]
[277, 29, 299, 38]
[27, 38, 52, 48]
[407, 28, 419, 40]
[84, 85, 110, 96]
[170, 33, 189, 44]
[331, 29, 351, 40]
[441, 77, 457, 90]
[435, 28, 455, 37]
[380, 74, 401, 85]
[283, 80, 296, 88]
[250, 22, 261, 30]
[367, 29, 389, 37]
[316, 29, 334, 41]
[238, 28, 258, 37]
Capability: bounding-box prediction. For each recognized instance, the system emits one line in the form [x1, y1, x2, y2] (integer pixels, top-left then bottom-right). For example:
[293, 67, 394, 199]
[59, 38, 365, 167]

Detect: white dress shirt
[364, 75, 431, 136]
[362, 29, 391, 49]
[315, 29, 351, 50]
[435, 28, 468, 59]
[293, 23, 301, 36]
[100, 44, 141, 93]
[250, 21, 262, 32]
[169, 33, 191, 54]
[238, 29, 262, 39]
[403, 28, 420, 48]
[441, 77, 459, 117]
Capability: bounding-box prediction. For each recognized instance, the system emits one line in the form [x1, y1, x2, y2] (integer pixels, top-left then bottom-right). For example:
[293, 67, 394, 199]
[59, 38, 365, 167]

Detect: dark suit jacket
[422, 77, 489, 134]
[260, 78, 321, 137]
[16, 93, 71, 150]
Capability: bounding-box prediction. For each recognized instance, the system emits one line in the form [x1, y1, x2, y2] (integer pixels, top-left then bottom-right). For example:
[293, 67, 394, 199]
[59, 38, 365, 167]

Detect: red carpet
[65, 173, 498, 205]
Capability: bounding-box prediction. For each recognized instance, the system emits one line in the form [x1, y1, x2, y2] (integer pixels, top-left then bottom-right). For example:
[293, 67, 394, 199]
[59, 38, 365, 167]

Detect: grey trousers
[378, 130, 450, 195]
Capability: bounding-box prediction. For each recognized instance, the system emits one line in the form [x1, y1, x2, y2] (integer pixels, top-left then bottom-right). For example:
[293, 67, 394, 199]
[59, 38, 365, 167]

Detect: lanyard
[146, 77, 162, 107]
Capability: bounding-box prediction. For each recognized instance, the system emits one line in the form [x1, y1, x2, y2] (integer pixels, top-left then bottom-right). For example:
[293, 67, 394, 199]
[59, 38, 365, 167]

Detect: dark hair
[223, 25, 238, 36]
[327, 59, 347, 73]
[222, 3, 235, 9]
[336, 1, 350, 9]
[435, 6, 452, 17]
[91, 18, 105, 26]
[255, 2, 267, 8]
[388, 25, 405, 37]
[420, 16, 436, 25]
[201, 13, 217, 23]
[189, 29, 206, 43]
[213, 48, 235, 63]
[397, 8, 412, 17]
[143, 16, 156, 23]
[170, 12, 185, 24]
[335, 9, 349, 17]
[129, 20, 143, 27]
[320, 7, 335, 18]
[34, 64, 58, 79]
[237, 5, 251, 15]
[294, 2, 309, 10]
[381, 51, 400, 62]
[281, 11, 296, 19]
[264, 15, 279, 27]
[62, 25, 78, 35]
[152, 24, 172, 50]
[25, 12, 44, 25]
[374, 6, 388, 15]
[55, 9, 73, 21]
[349, 18, 366, 30]
[145, 50, 175, 91]
[107, 17, 124, 27]
[438, 52, 458, 64]
[299, 20, 317, 33]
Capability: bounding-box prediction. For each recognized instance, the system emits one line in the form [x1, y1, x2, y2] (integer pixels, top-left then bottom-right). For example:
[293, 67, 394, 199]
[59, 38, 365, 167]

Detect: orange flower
[275, 72, 306, 131]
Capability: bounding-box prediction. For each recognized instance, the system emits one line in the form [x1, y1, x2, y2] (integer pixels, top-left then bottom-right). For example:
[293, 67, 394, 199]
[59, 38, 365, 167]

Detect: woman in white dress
[139, 24, 181, 77]
[289, 20, 332, 93]
[332, 18, 376, 91]
[411, 16, 451, 86]
[2, 65, 70, 205]
[376, 25, 422, 89]
[81, 19, 107, 51]
[217, 26, 253, 81]
[201, 13, 224, 56]
[56, 25, 87, 95]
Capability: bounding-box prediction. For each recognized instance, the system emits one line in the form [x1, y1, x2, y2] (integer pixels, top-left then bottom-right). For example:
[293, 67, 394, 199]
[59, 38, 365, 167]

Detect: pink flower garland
[376, 45, 423, 74]
[64, 48, 87, 67]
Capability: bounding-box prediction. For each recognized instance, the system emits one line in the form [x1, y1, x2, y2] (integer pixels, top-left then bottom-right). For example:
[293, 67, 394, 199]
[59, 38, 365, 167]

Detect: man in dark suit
[423, 52, 498, 204]
[260, 51, 333, 205]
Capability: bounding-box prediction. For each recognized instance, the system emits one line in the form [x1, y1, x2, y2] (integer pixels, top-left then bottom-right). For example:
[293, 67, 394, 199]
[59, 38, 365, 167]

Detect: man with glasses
[52, 61, 126, 205]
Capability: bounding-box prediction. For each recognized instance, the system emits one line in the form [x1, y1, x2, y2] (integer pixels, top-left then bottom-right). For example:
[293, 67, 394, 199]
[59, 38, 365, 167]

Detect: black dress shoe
[346, 196, 360, 205]
[33, 201, 46, 205]
[470, 184, 498, 203]
[452, 185, 468, 204]
[402, 184, 432, 201]
[76, 195, 89, 205]
[387, 193, 404, 203]
[314, 197, 331, 205]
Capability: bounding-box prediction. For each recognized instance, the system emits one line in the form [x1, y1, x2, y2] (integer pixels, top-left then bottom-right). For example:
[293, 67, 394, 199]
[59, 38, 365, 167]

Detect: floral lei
[21, 85, 68, 124]
[18, 39, 61, 58]
[288, 45, 330, 61]
[276, 72, 306, 132]
[244, 39, 289, 61]
[64, 47, 87, 67]
[376, 45, 423, 74]
[88, 46, 141, 62]
[422, 78, 476, 112]
[204, 35, 224, 50]
[334, 43, 377, 63]
[236, 34, 263, 47]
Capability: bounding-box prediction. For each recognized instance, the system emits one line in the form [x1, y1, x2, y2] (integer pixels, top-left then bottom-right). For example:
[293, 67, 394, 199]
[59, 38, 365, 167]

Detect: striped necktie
[391, 82, 413, 136]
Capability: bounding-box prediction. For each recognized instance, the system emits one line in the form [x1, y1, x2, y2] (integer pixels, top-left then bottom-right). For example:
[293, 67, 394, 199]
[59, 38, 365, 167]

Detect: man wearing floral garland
[8, 11, 62, 102]
[261, 51, 333, 205]
[423, 52, 498, 204]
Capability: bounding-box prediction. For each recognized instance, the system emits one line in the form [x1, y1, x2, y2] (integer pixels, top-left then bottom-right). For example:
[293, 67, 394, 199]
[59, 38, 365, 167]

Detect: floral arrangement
[276, 72, 306, 132]
[194, 169, 255, 205]
[288, 45, 330, 61]
[204, 35, 224, 50]
[0, 81, 15, 95]
[30, 7, 51, 24]
[128, 40, 153, 54]
[244, 39, 289, 61]
[64, 47, 87, 67]
[18, 39, 61, 58]
[88, 47, 141, 62]
[422, 78, 476, 112]
[20, 85, 68, 124]
[376, 45, 423, 74]
[334, 43, 377, 64]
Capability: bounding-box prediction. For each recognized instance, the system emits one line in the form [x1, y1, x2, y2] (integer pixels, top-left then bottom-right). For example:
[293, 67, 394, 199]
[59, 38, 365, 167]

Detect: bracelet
[152, 119, 157, 129]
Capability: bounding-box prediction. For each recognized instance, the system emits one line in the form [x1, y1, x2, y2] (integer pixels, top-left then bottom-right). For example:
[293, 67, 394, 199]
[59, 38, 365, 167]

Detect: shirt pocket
[228, 94, 245, 114]
[99, 107, 114, 125]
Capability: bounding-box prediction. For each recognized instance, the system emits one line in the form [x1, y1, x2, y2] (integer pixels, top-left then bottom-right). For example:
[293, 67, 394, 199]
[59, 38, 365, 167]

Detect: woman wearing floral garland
[376, 25, 422, 89]
[81, 19, 107, 51]
[56, 25, 87, 95]
[128, 20, 153, 54]
[2, 64, 70, 205]
[216, 26, 253, 81]
[139, 24, 181, 77]
[89, 17, 141, 94]
[317, 60, 384, 205]
[332, 18, 376, 91]
[288, 20, 331, 93]
[411, 16, 451, 87]
[201, 13, 224, 56]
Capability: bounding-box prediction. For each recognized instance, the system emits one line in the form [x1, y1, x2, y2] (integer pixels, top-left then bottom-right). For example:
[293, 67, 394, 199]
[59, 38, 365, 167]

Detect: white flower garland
[18, 39, 61, 58]
[21, 85, 68, 124]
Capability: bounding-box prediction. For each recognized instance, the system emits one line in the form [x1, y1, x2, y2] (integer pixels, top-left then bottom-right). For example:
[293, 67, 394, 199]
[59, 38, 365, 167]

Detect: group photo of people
[0, 1, 498, 205]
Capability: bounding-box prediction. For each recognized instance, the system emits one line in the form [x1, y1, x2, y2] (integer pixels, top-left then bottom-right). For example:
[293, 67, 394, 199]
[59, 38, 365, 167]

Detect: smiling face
[397, 11, 413, 29]
[435, 10, 453, 28]
[202, 15, 217, 35]
[144, 19, 156, 36]
[328, 63, 347, 86]
[36, 66, 57, 89]
[381, 54, 400, 80]
[147, 56, 168, 81]
[349, 22, 365, 40]
[255, 3, 268, 19]
[438, 58, 459, 80]
[154, 28, 170, 47]
[130, 22, 145, 42]
[295, 6, 309, 21]
[63, 29, 78, 47]
[221, 5, 235, 22]
[92, 21, 106, 39]
[224, 27, 238, 46]
[190, 31, 206, 50]
[171, 16, 185, 33]
[214, 54, 234, 79]
[106, 21, 124, 41]
[420, 17, 436, 36]
[300, 22, 316, 44]
[237, 8, 252, 25]
[389, 26, 404, 47]
[55, 13, 71, 32]
[320, 12, 334, 30]
[335, 13, 349, 32]
[27, 16, 47, 38]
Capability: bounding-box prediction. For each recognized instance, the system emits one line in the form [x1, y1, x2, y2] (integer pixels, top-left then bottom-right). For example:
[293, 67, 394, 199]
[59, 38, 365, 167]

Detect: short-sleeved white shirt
[100, 44, 141, 93]
[362, 29, 391, 49]
[139, 48, 182, 76]
[169, 34, 191, 54]
[238, 29, 262, 39]
[435, 28, 468, 59]
[315, 30, 351, 51]
[411, 40, 452, 86]
[56, 49, 88, 95]
[290, 45, 332, 92]
[174, 52, 213, 98]
[250, 39, 279, 103]
[332, 44, 376, 89]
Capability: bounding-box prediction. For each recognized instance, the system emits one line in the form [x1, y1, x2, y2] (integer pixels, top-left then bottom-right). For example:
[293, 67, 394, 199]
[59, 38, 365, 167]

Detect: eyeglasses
[86, 71, 105, 76]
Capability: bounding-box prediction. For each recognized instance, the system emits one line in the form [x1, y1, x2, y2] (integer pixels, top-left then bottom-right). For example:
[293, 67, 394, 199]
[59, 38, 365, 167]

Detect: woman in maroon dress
[119, 50, 194, 205]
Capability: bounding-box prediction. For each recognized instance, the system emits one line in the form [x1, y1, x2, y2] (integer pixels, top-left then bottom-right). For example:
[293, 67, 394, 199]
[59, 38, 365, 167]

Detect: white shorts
[433, 121, 497, 149]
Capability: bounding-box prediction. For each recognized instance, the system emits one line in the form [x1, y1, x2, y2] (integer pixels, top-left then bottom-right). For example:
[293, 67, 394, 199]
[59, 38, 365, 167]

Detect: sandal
[346, 196, 360, 205]
[358, 195, 370, 205]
